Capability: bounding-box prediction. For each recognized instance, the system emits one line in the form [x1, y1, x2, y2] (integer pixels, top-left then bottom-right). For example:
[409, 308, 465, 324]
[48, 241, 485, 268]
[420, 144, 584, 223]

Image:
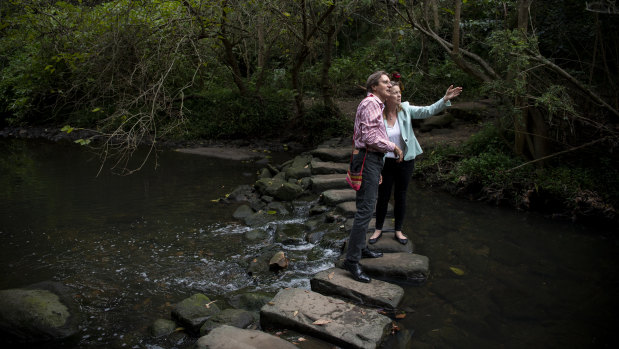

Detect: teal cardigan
[383, 98, 451, 161]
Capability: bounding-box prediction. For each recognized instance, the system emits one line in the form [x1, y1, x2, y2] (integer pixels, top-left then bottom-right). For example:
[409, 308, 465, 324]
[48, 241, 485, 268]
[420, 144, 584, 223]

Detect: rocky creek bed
[0, 136, 429, 348]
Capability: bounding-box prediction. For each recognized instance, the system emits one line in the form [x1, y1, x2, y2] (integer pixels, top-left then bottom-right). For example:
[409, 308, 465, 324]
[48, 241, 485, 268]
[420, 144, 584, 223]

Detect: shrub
[179, 89, 292, 140]
[300, 104, 353, 145]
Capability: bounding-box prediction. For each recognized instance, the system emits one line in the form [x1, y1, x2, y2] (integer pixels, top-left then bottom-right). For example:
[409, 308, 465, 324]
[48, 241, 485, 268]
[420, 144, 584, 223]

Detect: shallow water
[1, 138, 618, 348]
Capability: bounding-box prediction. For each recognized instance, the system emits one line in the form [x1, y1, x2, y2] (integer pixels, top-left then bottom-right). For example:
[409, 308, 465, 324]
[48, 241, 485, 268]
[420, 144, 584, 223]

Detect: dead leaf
[395, 313, 406, 319]
[312, 319, 332, 325]
[268, 301, 275, 305]
[298, 337, 307, 342]
[204, 300, 217, 308]
[328, 271, 335, 280]
[252, 258, 258, 263]
[293, 310, 299, 317]
[174, 327, 185, 332]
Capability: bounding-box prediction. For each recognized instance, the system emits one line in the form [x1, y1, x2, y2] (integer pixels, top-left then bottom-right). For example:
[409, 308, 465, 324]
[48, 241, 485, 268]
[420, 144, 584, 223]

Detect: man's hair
[366, 70, 388, 93]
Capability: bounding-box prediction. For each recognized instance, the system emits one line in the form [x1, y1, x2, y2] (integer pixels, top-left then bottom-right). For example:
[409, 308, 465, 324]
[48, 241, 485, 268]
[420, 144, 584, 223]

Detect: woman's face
[387, 84, 401, 106]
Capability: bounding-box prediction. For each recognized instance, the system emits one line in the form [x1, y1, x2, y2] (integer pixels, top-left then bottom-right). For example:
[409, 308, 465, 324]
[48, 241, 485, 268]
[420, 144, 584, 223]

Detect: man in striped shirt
[344, 71, 403, 283]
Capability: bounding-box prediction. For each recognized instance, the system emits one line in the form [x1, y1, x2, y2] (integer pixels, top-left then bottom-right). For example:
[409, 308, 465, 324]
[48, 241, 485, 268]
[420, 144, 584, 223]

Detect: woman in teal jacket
[368, 81, 462, 245]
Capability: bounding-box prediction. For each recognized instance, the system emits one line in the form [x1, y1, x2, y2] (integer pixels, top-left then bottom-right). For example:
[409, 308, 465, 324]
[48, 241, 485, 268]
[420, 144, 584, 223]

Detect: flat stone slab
[344, 218, 394, 232]
[177, 147, 263, 161]
[195, 325, 297, 349]
[310, 174, 349, 193]
[343, 232, 413, 254]
[365, 232, 414, 253]
[337, 202, 393, 218]
[310, 147, 351, 162]
[311, 160, 349, 175]
[336, 253, 429, 283]
[321, 189, 356, 206]
[260, 288, 392, 349]
[310, 268, 404, 309]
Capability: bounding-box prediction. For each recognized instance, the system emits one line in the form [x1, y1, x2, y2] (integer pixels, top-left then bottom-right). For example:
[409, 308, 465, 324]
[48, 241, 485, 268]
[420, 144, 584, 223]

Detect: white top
[384, 119, 404, 159]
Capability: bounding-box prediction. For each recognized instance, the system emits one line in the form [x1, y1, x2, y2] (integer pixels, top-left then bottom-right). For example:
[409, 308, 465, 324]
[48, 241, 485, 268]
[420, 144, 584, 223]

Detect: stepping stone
[260, 288, 392, 349]
[177, 147, 263, 161]
[321, 189, 356, 206]
[344, 218, 394, 232]
[310, 160, 349, 175]
[310, 174, 349, 193]
[365, 232, 414, 253]
[336, 253, 429, 284]
[342, 232, 413, 254]
[337, 202, 394, 218]
[336, 201, 357, 217]
[195, 325, 297, 349]
[310, 147, 351, 162]
[310, 268, 404, 309]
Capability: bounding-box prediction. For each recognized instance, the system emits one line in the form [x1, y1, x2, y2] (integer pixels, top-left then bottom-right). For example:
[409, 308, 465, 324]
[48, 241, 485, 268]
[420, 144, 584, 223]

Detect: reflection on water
[1, 138, 618, 348]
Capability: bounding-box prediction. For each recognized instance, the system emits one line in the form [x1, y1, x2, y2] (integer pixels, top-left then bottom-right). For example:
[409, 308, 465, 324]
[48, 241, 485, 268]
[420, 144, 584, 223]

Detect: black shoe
[394, 233, 408, 245]
[361, 248, 383, 258]
[343, 260, 371, 283]
[368, 231, 383, 244]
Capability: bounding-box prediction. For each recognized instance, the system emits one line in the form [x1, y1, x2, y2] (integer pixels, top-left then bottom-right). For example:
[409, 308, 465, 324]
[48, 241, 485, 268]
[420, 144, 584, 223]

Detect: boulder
[273, 182, 303, 201]
[233, 204, 254, 220]
[284, 155, 313, 179]
[194, 325, 297, 349]
[274, 223, 308, 245]
[171, 293, 221, 334]
[268, 251, 289, 271]
[227, 185, 256, 202]
[149, 318, 177, 338]
[199, 308, 256, 336]
[243, 228, 269, 241]
[244, 211, 275, 227]
[228, 292, 274, 312]
[0, 283, 81, 345]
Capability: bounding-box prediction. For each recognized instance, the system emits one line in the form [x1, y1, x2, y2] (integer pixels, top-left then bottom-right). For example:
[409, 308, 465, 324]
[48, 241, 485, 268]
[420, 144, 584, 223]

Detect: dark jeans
[375, 158, 415, 232]
[346, 151, 384, 263]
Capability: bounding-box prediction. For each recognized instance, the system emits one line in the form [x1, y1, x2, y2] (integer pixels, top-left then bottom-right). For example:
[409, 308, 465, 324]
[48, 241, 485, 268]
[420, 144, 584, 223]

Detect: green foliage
[179, 89, 292, 140]
[451, 151, 521, 186]
[300, 104, 353, 145]
[462, 122, 511, 155]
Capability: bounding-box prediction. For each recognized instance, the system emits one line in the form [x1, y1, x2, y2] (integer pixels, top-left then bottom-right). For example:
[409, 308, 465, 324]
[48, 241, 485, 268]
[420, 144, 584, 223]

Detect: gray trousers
[346, 151, 384, 263]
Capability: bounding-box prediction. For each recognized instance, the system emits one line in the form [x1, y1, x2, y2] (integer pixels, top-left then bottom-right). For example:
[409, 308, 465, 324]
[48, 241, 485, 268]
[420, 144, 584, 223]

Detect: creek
[0, 138, 617, 348]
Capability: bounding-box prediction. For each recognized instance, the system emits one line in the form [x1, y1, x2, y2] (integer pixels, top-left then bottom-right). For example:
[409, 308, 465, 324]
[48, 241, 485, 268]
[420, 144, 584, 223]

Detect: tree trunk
[513, 0, 532, 158]
[321, 22, 336, 112]
[291, 49, 307, 122]
[452, 0, 461, 54]
[431, 0, 439, 30]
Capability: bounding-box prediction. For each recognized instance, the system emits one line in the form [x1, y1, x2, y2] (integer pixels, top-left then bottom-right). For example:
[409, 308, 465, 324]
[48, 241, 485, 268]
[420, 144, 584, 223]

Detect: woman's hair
[366, 70, 388, 93]
[390, 81, 403, 90]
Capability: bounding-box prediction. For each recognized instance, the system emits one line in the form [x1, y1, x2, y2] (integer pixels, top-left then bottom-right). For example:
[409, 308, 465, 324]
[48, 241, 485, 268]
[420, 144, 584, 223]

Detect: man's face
[373, 74, 391, 102]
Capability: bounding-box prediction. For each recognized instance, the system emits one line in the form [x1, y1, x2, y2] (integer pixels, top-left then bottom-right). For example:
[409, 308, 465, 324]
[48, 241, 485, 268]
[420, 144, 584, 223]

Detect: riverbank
[2, 97, 616, 232]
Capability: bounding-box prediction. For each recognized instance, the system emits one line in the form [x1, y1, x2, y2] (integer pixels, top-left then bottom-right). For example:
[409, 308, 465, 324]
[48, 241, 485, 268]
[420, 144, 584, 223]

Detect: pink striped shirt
[353, 94, 395, 153]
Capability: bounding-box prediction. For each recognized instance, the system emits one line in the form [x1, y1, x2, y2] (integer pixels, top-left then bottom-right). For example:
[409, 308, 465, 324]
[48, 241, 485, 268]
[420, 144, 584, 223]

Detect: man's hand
[394, 146, 403, 163]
